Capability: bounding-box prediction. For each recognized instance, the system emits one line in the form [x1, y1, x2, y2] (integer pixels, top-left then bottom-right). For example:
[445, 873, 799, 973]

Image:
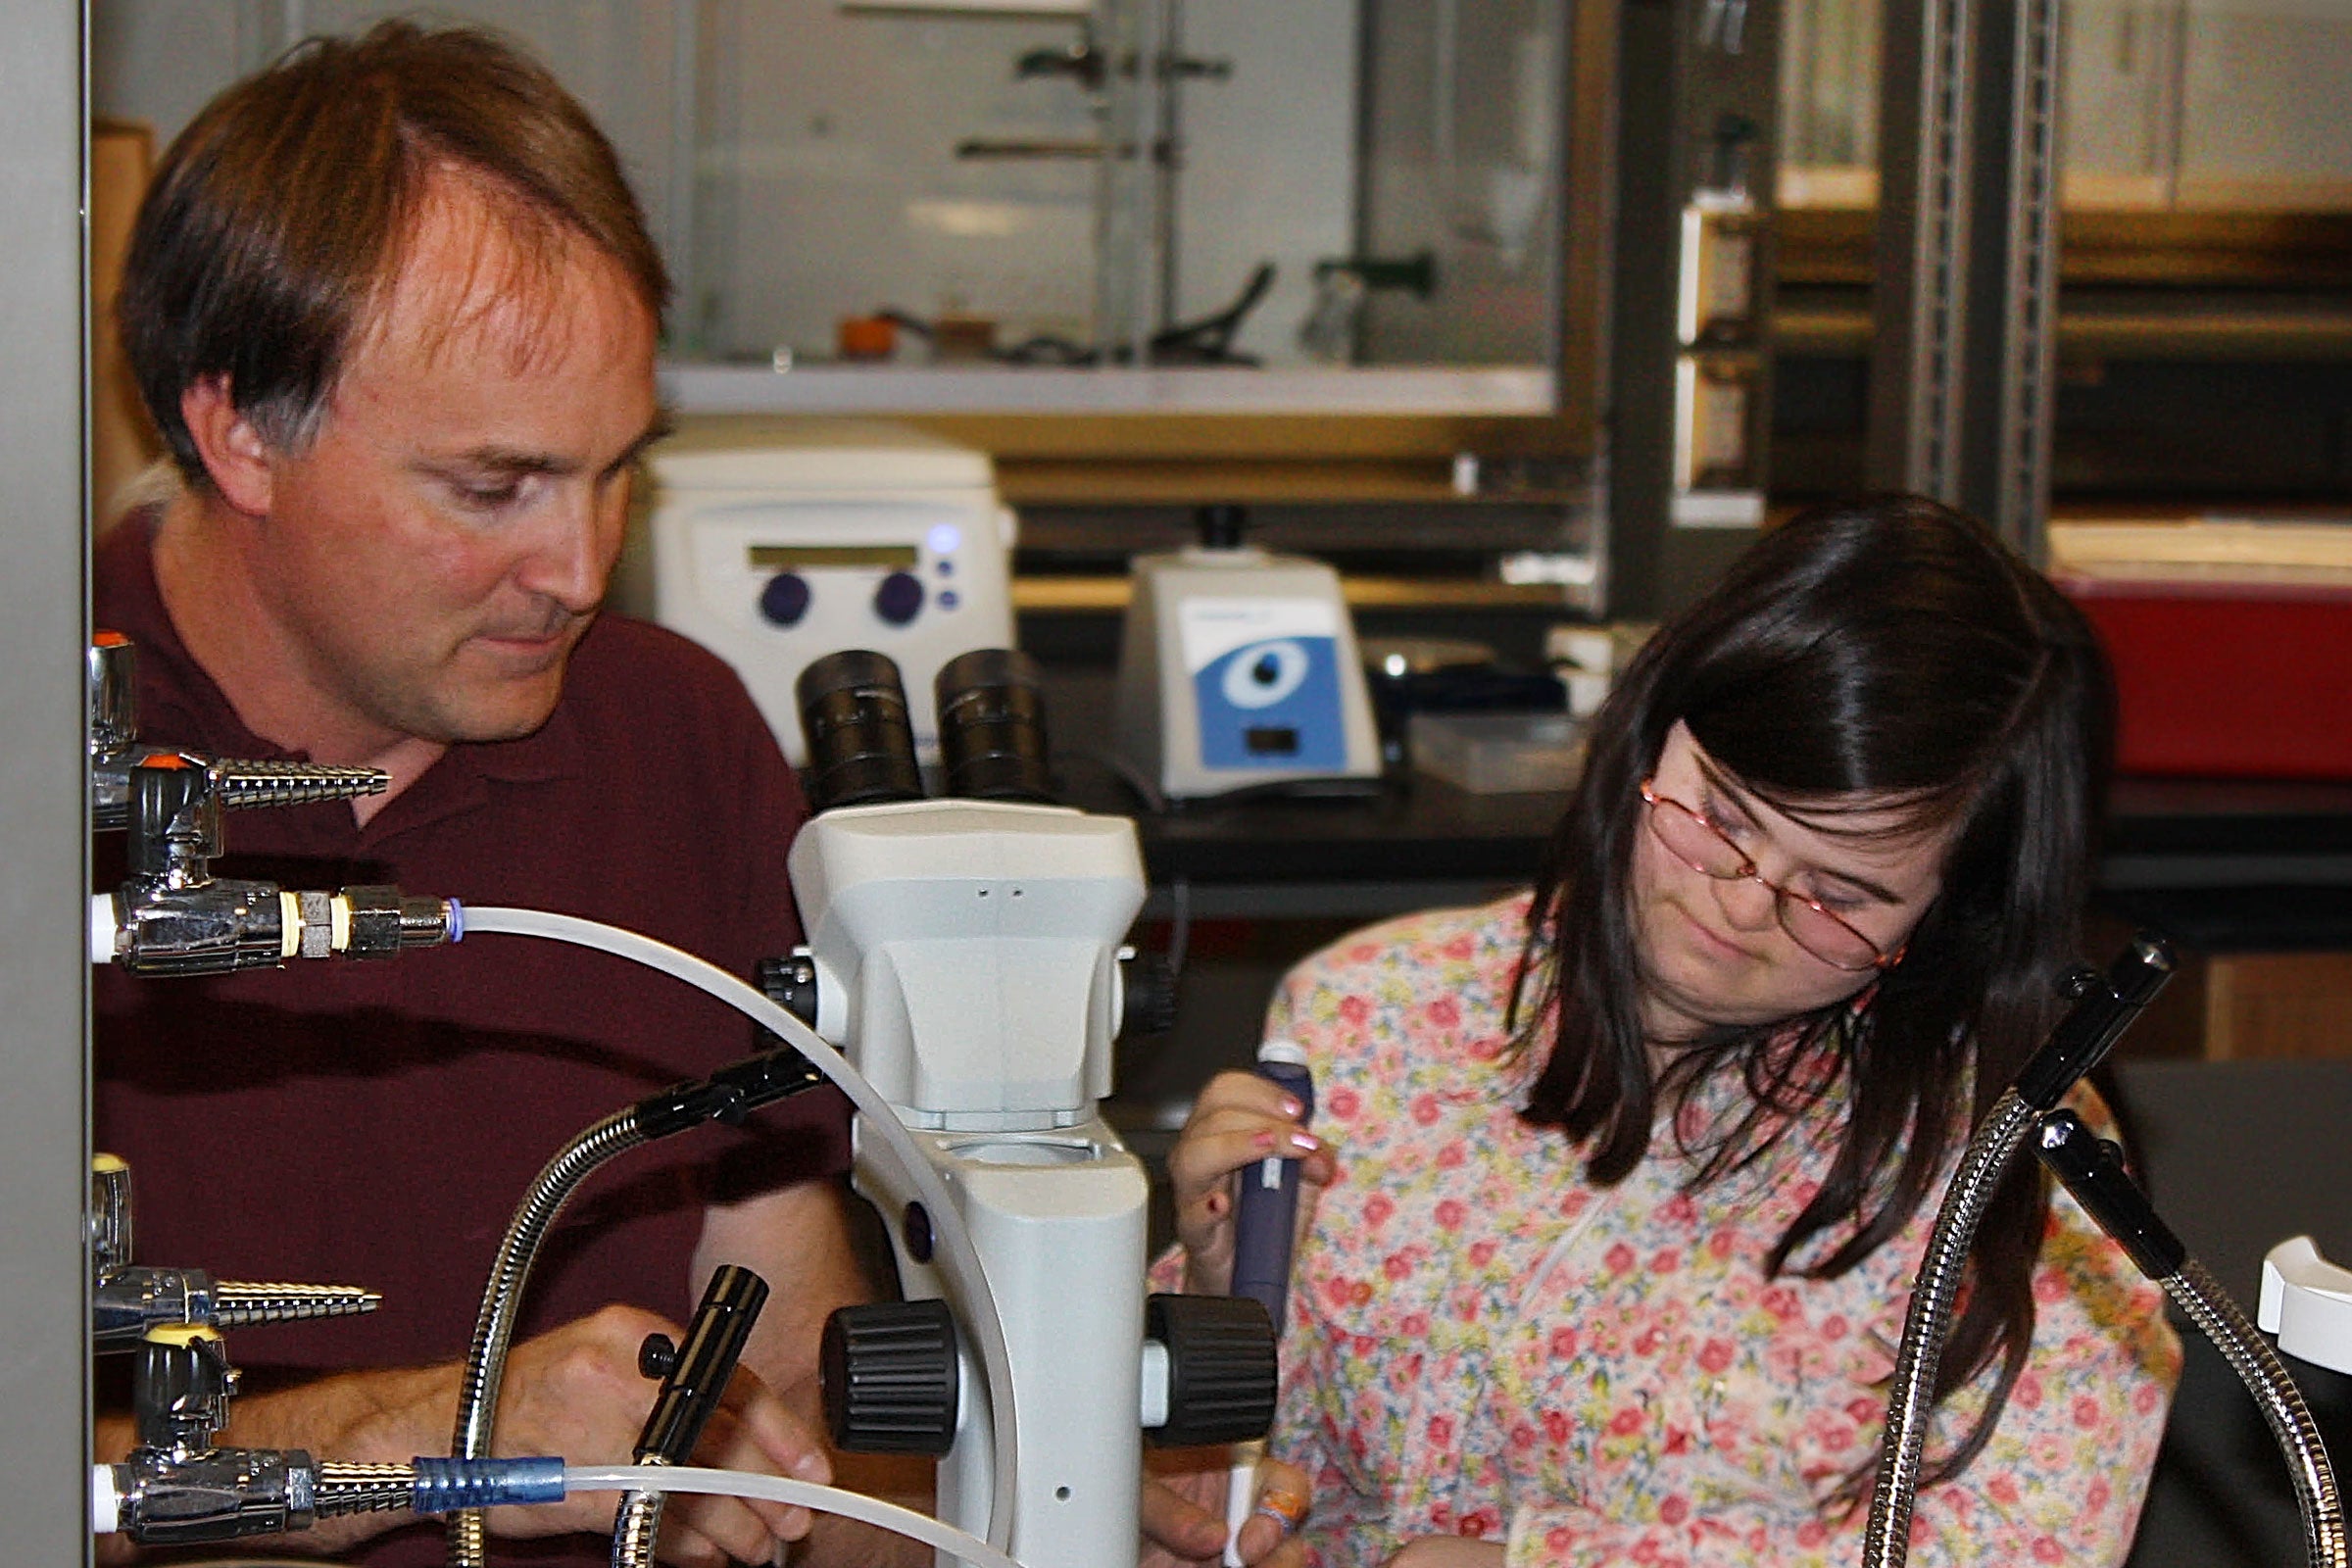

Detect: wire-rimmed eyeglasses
[1639, 778, 1905, 972]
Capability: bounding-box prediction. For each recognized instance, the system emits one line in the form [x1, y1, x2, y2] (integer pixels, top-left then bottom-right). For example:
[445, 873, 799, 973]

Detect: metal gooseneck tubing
[448, 1112, 650, 1567]
[2034, 1108, 2345, 1568]
[1859, 1087, 2037, 1568]
[1862, 936, 2175, 1568]
[2165, 1258, 2345, 1568]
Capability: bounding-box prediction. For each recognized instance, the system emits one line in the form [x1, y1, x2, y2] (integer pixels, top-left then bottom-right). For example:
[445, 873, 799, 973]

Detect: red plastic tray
[2060, 577, 2352, 780]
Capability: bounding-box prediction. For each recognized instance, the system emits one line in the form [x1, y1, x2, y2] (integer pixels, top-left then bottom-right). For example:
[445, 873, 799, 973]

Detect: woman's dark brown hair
[119, 20, 668, 482]
[1511, 495, 2116, 1487]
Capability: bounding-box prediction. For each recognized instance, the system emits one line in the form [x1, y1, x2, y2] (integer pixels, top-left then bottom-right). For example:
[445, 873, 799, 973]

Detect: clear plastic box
[1408, 711, 1584, 795]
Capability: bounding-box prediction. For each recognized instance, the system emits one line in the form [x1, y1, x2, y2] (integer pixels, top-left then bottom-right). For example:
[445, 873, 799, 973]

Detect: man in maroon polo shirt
[95, 24, 884, 1567]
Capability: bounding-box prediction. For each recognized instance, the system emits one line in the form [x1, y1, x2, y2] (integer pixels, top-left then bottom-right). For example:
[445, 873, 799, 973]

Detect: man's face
[242, 182, 662, 752]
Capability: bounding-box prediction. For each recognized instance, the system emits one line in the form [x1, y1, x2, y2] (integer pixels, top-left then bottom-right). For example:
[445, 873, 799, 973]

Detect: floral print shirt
[1175, 897, 2179, 1568]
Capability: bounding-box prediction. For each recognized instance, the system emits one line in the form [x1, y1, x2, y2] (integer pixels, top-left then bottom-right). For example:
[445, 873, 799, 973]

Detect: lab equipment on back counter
[644, 417, 1017, 765]
[1114, 505, 1383, 802]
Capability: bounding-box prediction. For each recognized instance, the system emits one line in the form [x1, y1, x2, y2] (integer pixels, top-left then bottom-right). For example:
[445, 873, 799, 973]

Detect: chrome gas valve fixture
[87, 631, 456, 975]
[90, 1155, 397, 1546]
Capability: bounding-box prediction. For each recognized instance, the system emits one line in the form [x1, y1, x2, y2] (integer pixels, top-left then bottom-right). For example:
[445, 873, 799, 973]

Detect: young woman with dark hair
[1159, 497, 2180, 1568]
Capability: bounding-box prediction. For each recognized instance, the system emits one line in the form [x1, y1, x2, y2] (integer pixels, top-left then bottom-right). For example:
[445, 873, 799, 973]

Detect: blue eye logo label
[1222, 639, 1311, 709]
[1179, 599, 1349, 771]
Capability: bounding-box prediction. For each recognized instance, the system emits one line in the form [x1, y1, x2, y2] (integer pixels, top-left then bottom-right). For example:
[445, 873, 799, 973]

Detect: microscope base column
[859, 1117, 1152, 1568]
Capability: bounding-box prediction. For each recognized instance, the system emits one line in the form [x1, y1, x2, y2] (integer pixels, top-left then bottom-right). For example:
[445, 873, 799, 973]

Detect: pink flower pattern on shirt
[1166, 898, 2180, 1568]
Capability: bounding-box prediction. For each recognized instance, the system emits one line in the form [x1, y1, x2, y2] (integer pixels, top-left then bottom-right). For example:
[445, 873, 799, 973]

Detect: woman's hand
[1166, 1068, 1337, 1297]
[1141, 1448, 1313, 1568]
[1385, 1536, 1505, 1568]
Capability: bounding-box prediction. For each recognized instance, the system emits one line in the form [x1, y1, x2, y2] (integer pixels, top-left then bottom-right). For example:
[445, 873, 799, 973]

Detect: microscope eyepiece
[935, 648, 1054, 804]
[797, 650, 925, 812]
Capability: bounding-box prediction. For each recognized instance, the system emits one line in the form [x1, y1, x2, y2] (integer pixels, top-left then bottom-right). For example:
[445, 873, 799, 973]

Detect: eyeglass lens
[1644, 791, 1885, 970]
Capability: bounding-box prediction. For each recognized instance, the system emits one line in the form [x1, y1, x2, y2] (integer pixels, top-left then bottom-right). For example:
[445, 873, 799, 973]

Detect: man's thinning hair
[120, 20, 669, 484]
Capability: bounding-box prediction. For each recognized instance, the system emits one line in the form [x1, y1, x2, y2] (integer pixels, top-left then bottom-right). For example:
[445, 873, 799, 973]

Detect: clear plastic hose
[455, 906, 1019, 1550]
[563, 1465, 1025, 1568]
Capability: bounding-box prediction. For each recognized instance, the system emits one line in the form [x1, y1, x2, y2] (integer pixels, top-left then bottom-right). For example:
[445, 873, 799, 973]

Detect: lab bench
[1040, 659, 2352, 931]
[1060, 746, 2352, 953]
[1031, 656, 2352, 1075]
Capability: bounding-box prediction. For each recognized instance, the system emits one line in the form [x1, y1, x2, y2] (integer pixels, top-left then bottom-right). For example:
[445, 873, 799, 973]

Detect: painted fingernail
[1289, 1131, 1321, 1152]
[1279, 1096, 1302, 1117]
[1252, 1130, 1278, 1151]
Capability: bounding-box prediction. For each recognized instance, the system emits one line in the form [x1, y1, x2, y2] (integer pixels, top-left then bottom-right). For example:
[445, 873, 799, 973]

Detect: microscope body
[791, 797, 1153, 1568]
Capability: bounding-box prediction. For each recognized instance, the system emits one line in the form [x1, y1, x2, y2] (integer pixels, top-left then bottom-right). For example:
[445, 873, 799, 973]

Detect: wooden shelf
[1779, 206, 2352, 290]
[1778, 299, 2352, 361]
[1013, 574, 1579, 613]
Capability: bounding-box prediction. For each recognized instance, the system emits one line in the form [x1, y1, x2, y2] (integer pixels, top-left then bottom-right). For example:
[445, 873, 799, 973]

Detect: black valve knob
[638, 1332, 678, 1380]
[127, 755, 213, 878]
[1197, 503, 1248, 551]
[760, 572, 812, 627]
[874, 570, 926, 626]
[821, 1298, 959, 1455]
[1145, 1293, 1277, 1447]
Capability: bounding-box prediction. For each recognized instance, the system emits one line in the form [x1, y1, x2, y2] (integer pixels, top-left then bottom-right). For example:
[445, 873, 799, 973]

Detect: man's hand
[1142, 1447, 1311, 1568]
[482, 1302, 831, 1567]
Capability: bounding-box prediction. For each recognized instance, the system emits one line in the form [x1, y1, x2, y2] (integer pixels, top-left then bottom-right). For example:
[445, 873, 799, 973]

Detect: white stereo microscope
[787, 648, 1275, 1568]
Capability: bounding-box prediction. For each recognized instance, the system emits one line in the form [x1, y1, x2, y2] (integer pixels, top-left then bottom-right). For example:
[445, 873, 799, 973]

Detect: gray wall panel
[0, 1, 92, 1562]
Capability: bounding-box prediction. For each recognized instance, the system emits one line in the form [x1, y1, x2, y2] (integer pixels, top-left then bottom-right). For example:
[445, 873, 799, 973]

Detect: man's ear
[178, 377, 276, 516]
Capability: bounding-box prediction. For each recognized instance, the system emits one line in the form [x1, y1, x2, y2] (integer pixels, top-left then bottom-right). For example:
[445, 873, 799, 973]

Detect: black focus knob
[1118, 952, 1180, 1041]
[1145, 1293, 1276, 1447]
[821, 1298, 959, 1455]
[756, 955, 820, 1027]
[874, 570, 926, 626]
